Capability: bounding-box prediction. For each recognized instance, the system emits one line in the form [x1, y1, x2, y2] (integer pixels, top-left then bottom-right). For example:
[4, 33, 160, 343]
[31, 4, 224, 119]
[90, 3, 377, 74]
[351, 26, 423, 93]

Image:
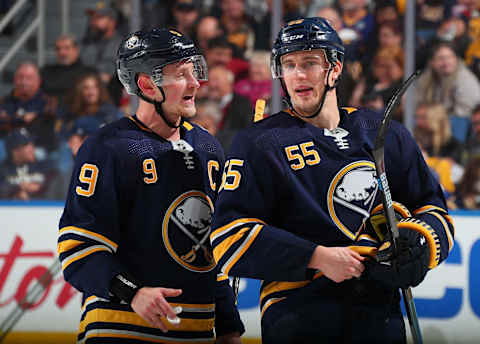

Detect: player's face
[160, 61, 201, 118]
[281, 50, 331, 115]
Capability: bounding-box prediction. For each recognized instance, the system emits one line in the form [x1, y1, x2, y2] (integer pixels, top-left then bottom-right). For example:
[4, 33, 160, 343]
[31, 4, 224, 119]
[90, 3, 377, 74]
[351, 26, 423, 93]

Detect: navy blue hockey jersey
[210, 108, 455, 318]
[58, 116, 238, 343]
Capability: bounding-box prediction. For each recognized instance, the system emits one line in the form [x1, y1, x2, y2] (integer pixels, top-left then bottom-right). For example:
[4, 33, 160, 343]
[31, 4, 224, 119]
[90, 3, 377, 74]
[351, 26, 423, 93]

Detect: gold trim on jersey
[61, 246, 111, 271]
[261, 297, 286, 318]
[128, 115, 152, 132]
[254, 99, 266, 122]
[222, 225, 263, 275]
[341, 107, 357, 114]
[59, 226, 118, 252]
[57, 239, 83, 254]
[213, 226, 250, 264]
[210, 218, 265, 242]
[260, 281, 310, 305]
[429, 212, 454, 253]
[413, 205, 447, 215]
[182, 121, 193, 131]
[78, 308, 215, 334]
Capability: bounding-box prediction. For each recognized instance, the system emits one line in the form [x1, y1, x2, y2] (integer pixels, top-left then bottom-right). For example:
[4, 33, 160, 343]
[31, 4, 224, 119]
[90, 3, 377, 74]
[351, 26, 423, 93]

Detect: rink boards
[0, 203, 479, 343]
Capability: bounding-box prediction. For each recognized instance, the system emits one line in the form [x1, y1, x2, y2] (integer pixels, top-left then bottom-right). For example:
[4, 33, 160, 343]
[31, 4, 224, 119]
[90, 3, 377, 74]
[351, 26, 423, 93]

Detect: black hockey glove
[364, 224, 430, 289]
[358, 202, 439, 289]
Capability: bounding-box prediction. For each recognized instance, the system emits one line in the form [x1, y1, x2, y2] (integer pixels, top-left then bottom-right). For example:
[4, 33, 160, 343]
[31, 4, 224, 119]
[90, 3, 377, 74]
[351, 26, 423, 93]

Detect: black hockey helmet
[271, 17, 345, 79]
[117, 28, 208, 96]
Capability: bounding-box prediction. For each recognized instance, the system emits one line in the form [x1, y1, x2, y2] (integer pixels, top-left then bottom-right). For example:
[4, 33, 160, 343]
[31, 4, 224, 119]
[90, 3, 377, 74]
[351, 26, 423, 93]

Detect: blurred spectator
[337, 0, 375, 63]
[172, 0, 200, 38]
[316, 6, 343, 32]
[234, 50, 271, 110]
[414, 103, 465, 165]
[465, 104, 480, 159]
[0, 62, 59, 156]
[190, 99, 222, 136]
[204, 35, 249, 80]
[81, 1, 123, 84]
[377, 20, 403, 50]
[416, 0, 447, 42]
[416, 41, 480, 118]
[60, 73, 122, 137]
[374, 0, 400, 26]
[218, 0, 255, 57]
[450, 156, 480, 209]
[0, 128, 63, 200]
[207, 65, 252, 151]
[41, 35, 97, 104]
[195, 16, 224, 52]
[417, 16, 471, 70]
[350, 47, 404, 108]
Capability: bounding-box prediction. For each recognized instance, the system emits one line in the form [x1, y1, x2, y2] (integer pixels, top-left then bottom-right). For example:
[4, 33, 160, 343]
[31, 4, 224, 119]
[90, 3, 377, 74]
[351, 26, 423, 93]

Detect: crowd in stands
[0, 0, 480, 210]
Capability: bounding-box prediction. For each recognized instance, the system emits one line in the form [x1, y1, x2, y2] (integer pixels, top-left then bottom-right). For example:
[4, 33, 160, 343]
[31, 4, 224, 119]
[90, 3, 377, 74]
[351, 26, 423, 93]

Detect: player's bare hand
[309, 246, 365, 283]
[131, 287, 182, 332]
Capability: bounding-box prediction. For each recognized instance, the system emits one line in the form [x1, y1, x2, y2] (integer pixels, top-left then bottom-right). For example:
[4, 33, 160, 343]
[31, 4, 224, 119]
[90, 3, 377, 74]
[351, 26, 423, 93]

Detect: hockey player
[210, 17, 455, 343]
[58, 28, 244, 343]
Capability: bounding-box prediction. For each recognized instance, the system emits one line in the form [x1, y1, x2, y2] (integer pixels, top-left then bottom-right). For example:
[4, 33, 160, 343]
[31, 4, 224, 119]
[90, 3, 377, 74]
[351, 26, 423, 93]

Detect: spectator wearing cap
[0, 128, 63, 200]
[41, 35, 97, 104]
[81, 1, 122, 84]
[0, 62, 59, 157]
[172, 0, 200, 38]
[67, 117, 103, 157]
[57, 116, 104, 187]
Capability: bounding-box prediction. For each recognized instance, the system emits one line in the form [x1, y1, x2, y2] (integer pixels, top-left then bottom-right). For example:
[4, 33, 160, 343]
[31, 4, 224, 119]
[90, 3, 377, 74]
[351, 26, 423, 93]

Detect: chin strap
[282, 66, 336, 120]
[137, 85, 183, 129]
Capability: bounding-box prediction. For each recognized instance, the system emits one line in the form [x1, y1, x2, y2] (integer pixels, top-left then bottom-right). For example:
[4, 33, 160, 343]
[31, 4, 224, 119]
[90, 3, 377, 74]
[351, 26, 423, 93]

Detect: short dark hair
[207, 35, 233, 50]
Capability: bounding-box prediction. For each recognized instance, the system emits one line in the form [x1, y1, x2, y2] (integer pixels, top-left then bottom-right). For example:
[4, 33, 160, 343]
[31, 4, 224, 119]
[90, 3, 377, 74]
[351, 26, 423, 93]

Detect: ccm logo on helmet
[282, 34, 304, 42]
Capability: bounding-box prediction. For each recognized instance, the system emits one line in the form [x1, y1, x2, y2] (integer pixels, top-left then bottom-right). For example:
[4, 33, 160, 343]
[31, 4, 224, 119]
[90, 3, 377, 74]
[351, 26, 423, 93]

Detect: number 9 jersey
[58, 115, 243, 343]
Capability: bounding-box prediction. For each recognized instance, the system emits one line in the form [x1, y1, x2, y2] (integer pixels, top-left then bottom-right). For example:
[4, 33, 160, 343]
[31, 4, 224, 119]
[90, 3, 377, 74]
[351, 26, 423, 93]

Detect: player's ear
[137, 74, 156, 97]
[332, 60, 343, 83]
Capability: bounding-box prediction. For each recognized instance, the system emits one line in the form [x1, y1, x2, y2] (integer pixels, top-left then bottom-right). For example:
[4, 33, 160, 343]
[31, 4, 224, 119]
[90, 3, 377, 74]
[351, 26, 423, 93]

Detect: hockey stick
[0, 259, 62, 343]
[371, 69, 423, 344]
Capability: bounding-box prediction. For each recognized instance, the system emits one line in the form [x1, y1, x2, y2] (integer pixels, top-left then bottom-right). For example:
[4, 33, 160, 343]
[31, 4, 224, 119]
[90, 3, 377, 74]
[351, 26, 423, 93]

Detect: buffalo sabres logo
[327, 161, 378, 239]
[162, 191, 216, 272]
[125, 35, 140, 49]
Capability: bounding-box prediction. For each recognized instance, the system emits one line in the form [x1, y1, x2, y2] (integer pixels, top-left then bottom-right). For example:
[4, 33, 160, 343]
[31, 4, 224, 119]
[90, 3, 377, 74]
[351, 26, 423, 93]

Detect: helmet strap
[137, 85, 183, 129]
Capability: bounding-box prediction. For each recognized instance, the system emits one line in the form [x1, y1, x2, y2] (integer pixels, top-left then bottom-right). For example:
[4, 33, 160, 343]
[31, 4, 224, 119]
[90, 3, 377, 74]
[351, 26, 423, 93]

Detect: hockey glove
[349, 202, 412, 259]
[364, 223, 430, 289]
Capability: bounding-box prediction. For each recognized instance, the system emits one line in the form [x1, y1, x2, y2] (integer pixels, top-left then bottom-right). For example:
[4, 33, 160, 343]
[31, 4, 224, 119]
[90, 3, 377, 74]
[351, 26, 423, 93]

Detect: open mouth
[295, 87, 313, 96]
[183, 95, 194, 102]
